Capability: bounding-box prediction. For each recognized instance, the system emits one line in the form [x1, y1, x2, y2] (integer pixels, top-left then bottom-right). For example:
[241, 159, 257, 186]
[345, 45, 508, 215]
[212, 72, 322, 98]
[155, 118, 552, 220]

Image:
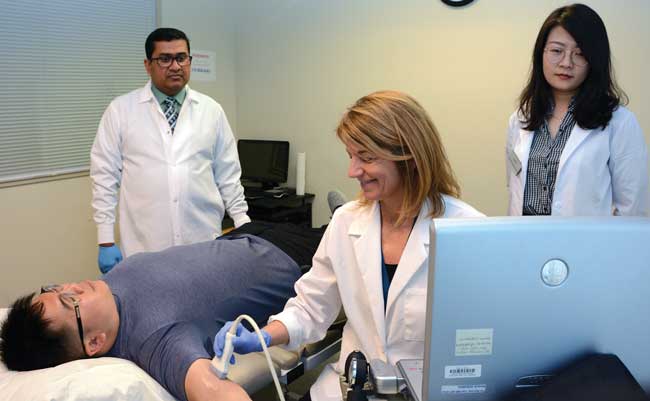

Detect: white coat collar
[514, 126, 535, 186]
[348, 201, 385, 342]
[138, 81, 198, 106]
[385, 201, 431, 315]
[515, 120, 592, 179]
[558, 124, 591, 174]
[347, 200, 432, 343]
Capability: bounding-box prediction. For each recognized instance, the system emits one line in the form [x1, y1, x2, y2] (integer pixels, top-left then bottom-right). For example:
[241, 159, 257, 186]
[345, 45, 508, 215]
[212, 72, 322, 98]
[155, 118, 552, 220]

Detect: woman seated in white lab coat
[214, 90, 484, 401]
[506, 3, 649, 217]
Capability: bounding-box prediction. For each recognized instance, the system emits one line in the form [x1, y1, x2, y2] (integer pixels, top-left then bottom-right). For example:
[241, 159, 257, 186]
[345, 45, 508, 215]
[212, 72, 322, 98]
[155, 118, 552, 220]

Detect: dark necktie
[162, 97, 179, 133]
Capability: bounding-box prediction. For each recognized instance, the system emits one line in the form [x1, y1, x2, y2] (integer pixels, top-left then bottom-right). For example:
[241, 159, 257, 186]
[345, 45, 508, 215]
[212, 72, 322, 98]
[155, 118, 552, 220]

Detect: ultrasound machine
[348, 217, 650, 401]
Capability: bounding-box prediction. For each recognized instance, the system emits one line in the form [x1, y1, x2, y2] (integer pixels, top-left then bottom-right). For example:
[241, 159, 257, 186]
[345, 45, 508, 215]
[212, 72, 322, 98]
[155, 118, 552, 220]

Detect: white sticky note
[445, 364, 482, 379]
[441, 384, 487, 394]
[455, 328, 493, 356]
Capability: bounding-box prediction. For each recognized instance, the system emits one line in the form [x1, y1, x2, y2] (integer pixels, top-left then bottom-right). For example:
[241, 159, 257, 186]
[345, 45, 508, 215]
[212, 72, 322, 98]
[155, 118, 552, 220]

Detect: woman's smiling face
[345, 141, 404, 204]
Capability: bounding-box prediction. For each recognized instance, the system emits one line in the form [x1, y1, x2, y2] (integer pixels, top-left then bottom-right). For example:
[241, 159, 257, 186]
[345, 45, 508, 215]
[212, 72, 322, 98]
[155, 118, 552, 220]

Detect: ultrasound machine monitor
[399, 217, 650, 401]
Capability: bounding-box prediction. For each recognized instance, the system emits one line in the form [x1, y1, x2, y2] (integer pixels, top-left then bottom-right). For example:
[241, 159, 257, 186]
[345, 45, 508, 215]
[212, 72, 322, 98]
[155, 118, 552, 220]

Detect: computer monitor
[420, 217, 650, 401]
[237, 139, 289, 189]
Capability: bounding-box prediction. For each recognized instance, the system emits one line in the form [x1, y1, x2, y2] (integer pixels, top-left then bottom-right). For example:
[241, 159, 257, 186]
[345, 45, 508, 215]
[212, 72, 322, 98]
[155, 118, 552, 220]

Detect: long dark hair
[518, 4, 627, 131]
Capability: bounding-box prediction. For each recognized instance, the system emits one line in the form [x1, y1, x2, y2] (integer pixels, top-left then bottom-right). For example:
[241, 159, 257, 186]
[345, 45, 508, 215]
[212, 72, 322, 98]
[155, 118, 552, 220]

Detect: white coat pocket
[403, 288, 427, 341]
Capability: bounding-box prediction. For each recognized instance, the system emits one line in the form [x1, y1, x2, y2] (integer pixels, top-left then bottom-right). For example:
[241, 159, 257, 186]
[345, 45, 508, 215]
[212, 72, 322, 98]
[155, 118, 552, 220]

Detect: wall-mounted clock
[441, 0, 476, 7]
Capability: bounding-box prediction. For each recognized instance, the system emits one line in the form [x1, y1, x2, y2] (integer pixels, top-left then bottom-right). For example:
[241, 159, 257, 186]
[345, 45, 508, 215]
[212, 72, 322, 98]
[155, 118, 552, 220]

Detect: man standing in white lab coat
[90, 27, 250, 273]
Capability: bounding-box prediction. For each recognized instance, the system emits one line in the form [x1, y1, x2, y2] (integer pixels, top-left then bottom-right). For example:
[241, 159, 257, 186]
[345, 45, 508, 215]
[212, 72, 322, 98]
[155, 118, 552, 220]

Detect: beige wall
[0, 177, 97, 306]
[1, 0, 649, 306]
[162, 0, 238, 132]
[234, 0, 650, 226]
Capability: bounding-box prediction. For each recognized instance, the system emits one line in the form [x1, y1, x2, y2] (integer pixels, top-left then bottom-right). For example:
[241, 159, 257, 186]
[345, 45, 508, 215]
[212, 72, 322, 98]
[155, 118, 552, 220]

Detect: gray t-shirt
[104, 234, 300, 401]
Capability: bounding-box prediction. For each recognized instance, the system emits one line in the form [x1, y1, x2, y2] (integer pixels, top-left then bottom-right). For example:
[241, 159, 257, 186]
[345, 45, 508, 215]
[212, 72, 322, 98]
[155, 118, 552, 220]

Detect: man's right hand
[98, 243, 123, 273]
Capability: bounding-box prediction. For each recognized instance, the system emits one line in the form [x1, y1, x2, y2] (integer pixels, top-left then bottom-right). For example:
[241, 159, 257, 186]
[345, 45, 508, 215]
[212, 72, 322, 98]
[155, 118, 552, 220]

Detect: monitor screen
[237, 139, 289, 188]
[421, 217, 650, 401]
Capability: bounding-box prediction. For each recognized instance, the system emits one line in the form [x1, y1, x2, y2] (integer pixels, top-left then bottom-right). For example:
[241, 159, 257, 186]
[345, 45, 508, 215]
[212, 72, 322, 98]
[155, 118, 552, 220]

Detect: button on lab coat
[90, 81, 250, 257]
[270, 195, 484, 401]
[506, 106, 650, 216]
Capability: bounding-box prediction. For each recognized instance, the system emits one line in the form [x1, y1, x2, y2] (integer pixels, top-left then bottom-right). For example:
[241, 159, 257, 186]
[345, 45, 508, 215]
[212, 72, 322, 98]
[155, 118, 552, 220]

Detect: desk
[247, 193, 315, 227]
[223, 193, 315, 229]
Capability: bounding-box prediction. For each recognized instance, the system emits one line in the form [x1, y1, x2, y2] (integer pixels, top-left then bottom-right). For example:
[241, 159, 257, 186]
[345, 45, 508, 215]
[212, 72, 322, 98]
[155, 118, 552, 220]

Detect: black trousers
[223, 221, 326, 268]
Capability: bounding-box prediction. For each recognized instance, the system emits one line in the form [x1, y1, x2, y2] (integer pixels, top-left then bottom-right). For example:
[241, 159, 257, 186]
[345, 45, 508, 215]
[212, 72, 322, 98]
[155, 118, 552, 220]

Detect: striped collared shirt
[522, 100, 577, 215]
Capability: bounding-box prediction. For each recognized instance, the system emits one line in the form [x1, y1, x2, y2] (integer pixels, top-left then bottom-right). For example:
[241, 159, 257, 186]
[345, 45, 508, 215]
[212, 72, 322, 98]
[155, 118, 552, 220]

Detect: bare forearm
[264, 320, 290, 347]
[185, 359, 251, 401]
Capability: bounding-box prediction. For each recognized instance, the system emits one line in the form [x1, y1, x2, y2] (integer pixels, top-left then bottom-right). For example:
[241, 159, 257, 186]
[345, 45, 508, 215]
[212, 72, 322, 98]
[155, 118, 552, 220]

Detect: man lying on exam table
[0, 222, 328, 401]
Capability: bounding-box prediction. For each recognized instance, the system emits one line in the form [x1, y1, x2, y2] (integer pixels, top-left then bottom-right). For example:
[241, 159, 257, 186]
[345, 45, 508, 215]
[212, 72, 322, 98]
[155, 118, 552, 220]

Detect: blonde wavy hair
[336, 90, 460, 225]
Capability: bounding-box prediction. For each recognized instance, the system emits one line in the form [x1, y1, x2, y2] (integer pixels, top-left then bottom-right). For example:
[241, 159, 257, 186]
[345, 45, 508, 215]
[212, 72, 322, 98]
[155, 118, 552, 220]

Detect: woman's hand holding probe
[213, 321, 271, 363]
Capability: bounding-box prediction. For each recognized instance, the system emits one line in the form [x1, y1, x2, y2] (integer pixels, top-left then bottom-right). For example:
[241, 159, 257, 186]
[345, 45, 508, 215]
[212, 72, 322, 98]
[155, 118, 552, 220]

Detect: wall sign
[190, 50, 217, 82]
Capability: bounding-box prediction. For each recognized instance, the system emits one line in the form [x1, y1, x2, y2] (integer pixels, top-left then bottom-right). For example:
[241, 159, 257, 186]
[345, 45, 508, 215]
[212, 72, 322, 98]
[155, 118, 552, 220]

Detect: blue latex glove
[213, 322, 271, 364]
[98, 244, 123, 274]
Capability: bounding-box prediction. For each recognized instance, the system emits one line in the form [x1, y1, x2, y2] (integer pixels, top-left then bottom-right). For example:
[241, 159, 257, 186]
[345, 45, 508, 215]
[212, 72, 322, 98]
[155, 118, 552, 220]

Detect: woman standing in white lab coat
[506, 4, 649, 216]
[214, 90, 483, 401]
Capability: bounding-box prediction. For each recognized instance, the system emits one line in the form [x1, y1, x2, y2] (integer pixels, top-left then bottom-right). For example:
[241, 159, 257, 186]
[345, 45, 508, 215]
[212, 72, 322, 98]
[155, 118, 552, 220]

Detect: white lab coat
[90, 81, 250, 257]
[506, 106, 650, 216]
[270, 195, 484, 401]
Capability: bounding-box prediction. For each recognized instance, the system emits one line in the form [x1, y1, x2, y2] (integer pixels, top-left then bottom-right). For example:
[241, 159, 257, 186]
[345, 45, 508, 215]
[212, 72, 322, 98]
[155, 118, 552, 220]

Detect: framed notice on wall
[191, 50, 217, 81]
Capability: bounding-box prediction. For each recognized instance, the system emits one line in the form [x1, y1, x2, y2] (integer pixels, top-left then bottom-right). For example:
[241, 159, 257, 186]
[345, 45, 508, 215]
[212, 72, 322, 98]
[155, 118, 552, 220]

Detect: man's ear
[86, 332, 107, 357]
[144, 59, 152, 76]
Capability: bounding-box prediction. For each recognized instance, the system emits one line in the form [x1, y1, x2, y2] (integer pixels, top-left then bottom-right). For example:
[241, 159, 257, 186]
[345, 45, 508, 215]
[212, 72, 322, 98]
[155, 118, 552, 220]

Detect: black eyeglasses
[40, 284, 88, 357]
[150, 53, 192, 68]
